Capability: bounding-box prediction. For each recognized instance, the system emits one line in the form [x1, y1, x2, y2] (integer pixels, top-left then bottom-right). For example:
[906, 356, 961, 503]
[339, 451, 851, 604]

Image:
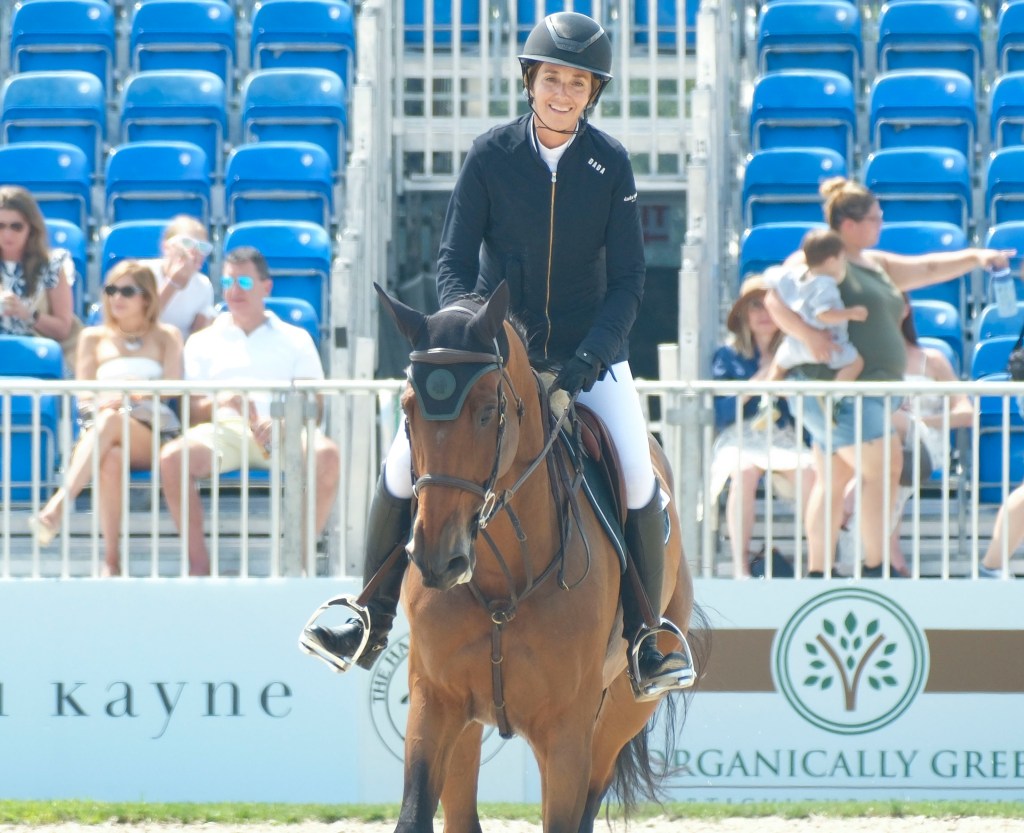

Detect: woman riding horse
[302, 11, 689, 693]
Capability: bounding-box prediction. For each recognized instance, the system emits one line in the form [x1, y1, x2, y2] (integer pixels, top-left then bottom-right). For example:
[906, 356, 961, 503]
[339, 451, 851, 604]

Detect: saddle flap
[575, 404, 628, 527]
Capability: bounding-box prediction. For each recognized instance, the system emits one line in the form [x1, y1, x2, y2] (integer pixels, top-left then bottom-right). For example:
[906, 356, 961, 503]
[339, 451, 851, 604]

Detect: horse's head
[377, 282, 527, 591]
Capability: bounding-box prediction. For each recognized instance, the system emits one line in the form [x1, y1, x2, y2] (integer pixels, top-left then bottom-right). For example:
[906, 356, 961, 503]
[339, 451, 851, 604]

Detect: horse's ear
[375, 282, 426, 346]
[470, 281, 509, 344]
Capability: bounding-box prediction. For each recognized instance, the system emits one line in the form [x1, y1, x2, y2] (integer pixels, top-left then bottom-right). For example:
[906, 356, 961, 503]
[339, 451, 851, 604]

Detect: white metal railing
[1, 376, 1021, 580]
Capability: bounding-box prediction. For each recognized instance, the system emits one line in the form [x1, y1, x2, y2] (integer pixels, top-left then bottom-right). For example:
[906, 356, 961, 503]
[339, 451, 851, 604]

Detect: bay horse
[377, 282, 704, 833]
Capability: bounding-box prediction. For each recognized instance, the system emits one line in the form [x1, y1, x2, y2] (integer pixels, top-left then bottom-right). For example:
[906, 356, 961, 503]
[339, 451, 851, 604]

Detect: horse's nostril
[448, 554, 472, 582]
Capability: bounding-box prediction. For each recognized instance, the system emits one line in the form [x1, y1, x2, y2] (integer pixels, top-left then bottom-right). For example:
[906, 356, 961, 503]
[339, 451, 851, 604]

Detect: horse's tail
[609, 600, 712, 818]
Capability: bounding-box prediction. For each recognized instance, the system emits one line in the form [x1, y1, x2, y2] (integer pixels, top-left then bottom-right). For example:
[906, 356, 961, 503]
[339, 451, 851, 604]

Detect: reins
[407, 338, 583, 738]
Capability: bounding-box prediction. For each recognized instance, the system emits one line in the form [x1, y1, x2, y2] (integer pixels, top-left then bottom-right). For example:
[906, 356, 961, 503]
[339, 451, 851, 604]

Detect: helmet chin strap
[530, 103, 586, 136]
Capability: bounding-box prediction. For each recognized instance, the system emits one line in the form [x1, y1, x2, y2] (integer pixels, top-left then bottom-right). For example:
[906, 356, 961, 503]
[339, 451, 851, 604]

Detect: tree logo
[369, 631, 507, 762]
[773, 588, 928, 735]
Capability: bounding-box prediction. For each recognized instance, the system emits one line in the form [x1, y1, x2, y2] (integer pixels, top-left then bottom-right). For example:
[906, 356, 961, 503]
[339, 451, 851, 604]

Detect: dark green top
[792, 259, 906, 381]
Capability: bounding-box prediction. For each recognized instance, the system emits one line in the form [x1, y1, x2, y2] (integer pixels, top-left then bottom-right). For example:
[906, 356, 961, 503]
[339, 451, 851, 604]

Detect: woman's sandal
[27, 515, 59, 547]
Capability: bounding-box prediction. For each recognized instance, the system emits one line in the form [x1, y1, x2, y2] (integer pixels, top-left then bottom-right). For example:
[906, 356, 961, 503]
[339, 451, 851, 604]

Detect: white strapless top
[94, 356, 164, 381]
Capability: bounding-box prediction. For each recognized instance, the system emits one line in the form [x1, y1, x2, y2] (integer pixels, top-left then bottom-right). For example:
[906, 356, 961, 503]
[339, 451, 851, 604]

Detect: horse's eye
[479, 405, 497, 427]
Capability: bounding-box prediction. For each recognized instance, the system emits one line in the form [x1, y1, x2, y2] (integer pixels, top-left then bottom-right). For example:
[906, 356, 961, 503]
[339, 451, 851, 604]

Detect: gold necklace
[116, 324, 146, 352]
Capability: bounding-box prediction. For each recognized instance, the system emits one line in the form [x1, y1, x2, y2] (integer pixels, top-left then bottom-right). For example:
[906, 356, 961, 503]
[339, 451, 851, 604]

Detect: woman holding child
[29, 260, 182, 577]
[765, 176, 1010, 577]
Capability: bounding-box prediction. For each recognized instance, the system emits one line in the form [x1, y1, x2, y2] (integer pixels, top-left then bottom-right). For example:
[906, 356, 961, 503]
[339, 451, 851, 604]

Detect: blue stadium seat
[918, 336, 960, 377]
[997, 1, 1024, 74]
[877, 221, 968, 309]
[738, 221, 825, 281]
[119, 70, 228, 176]
[749, 70, 856, 166]
[240, 68, 348, 175]
[250, 0, 356, 93]
[975, 373, 1024, 503]
[862, 147, 971, 229]
[742, 148, 845, 227]
[970, 336, 1017, 379]
[225, 141, 334, 228]
[0, 335, 64, 503]
[634, 0, 697, 51]
[975, 302, 1024, 341]
[222, 220, 332, 322]
[757, 1, 862, 84]
[876, 0, 981, 88]
[985, 148, 1024, 225]
[404, 0, 481, 47]
[911, 298, 963, 368]
[988, 72, 1024, 150]
[129, 0, 236, 86]
[266, 297, 320, 348]
[46, 219, 88, 314]
[10, 0, 116, 94]
[0, 142, 91, 231]
[981, 223, 1024, 303]
[100, 220, 167, 277]
[1, 71, 107, 176]
[105, 141, 211, 225]
[869, 69, 976, 163]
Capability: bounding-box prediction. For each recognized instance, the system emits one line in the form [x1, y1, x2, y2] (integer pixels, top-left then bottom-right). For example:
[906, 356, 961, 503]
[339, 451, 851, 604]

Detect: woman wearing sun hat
[711, 275, 815, 578]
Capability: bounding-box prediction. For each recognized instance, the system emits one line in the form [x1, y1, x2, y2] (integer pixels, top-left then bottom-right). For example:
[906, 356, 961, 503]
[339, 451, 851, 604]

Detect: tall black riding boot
[623, 486, 690, 686]
[303, 469, 411, 670]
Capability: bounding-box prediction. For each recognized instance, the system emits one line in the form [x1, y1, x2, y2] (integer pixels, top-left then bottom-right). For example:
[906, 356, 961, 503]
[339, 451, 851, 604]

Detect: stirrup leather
[297, 594, 371, 674]
[628, 618, 696, 702]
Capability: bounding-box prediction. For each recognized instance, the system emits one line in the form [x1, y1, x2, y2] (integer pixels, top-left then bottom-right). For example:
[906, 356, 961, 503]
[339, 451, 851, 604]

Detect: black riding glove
[552, 348, 603, 397]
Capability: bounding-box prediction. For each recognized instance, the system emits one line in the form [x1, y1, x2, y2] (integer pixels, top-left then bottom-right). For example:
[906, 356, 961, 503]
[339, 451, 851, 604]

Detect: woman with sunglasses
[0, 186, 77, 344]
[143, 215, 215, 339]
[30, 260, 183, 576]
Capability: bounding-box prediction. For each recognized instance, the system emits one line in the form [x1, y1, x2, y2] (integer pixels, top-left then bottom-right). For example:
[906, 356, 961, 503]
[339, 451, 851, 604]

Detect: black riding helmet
[518, 12, 613, 111]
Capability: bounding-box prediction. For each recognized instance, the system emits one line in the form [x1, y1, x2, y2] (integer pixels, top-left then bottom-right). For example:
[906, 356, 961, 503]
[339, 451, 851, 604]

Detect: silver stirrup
[297, 594, 371, 674]
[628, 618, 697, 702]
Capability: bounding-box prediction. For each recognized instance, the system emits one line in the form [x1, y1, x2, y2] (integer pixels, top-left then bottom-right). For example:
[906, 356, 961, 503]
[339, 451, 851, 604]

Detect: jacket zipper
[543, 170, 556, 359]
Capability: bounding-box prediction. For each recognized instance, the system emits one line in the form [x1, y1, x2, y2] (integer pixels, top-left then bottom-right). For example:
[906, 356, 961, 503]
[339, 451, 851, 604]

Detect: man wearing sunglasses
[158, 246, 340, 575]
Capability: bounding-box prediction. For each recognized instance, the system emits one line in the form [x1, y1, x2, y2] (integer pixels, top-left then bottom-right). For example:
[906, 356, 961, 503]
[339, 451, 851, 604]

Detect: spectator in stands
[758, 228, 866, 426]
[711, 275, 815, 578]
[302, 11, 692, 693]
[980, 484, 1023, 578]
[765, 176, 1011, 577]
[29, 261, 183, 576]
[0, 186, 81, 365]
[841, 295, 974, 577]
[159, 246, 339, 576]
[144, 215, 215, 340]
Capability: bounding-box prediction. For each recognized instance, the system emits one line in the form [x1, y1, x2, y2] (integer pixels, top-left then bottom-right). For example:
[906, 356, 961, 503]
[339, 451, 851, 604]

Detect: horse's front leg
[440, 721, 484, 833]
[395, 679, 469, 833]
[533, 708, 598, 833]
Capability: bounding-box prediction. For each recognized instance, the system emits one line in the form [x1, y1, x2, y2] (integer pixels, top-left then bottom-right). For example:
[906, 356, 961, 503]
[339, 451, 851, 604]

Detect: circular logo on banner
[369, 632, 508, 762]
[773, 588, 928, 735]
[425, 368, 457, 402]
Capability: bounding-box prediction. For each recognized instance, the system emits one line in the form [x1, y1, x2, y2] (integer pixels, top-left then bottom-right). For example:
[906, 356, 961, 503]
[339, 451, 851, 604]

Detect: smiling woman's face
[530, 62, 595, 141]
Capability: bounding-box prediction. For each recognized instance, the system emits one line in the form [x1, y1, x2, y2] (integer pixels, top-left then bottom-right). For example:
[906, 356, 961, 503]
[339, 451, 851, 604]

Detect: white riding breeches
[383, 359, 657, 509]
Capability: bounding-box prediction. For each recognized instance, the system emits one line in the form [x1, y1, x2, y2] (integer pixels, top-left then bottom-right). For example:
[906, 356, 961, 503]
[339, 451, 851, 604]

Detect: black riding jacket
[436, 115, 646, 367]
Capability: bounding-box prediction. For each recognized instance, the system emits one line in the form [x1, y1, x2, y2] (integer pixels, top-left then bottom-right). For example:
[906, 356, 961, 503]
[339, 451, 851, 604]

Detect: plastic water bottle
[990, 267, 1018, 318]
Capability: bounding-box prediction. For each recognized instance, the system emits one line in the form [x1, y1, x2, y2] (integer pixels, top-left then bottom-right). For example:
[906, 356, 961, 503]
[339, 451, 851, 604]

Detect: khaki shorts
[186, 416, 272, 471]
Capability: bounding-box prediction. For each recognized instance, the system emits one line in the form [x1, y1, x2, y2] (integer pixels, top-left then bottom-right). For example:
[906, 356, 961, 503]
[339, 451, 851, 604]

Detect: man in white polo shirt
[159, 246, 339, 575]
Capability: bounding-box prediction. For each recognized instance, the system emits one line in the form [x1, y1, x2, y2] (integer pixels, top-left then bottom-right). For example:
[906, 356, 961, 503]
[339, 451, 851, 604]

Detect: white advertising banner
[0, 579, 1021, 802]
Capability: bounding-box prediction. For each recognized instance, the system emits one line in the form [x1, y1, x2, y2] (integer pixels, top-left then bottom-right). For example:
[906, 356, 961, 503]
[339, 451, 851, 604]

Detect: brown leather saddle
[573, 403, 628, 529]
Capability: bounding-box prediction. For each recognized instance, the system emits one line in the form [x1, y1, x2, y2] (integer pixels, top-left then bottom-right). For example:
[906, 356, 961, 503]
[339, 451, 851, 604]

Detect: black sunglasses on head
[104, 284, 145, 298]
